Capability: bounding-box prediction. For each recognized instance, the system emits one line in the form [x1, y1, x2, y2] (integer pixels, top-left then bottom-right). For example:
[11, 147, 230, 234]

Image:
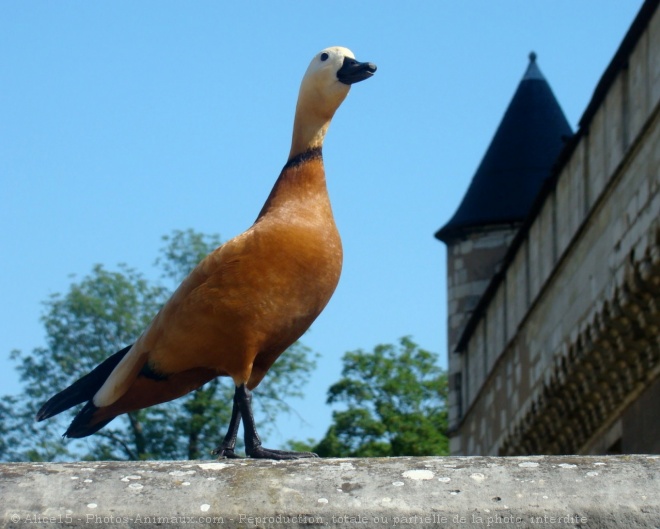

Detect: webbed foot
[212, 446, 243, 459]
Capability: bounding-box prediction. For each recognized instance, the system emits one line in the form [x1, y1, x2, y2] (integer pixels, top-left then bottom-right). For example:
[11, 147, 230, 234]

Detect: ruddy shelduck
[37, 47, 377, 459]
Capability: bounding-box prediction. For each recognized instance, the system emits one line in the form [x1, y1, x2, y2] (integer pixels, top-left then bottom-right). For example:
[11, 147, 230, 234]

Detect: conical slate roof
[435, 53, 572, 243]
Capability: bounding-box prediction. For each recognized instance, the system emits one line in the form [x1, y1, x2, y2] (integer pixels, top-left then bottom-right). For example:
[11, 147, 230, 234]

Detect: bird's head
[298, 46, 377, 116]
[290, 46, 376, 158]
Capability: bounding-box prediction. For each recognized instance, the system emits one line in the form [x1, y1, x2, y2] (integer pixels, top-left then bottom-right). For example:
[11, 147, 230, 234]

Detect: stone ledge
[1, 455, 658, 528]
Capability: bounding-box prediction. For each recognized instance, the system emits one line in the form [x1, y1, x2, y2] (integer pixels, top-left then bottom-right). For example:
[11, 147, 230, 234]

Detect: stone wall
[1, 456, 659, 529]
[450, 3, 660, 455]
[445, 227, 517, 429]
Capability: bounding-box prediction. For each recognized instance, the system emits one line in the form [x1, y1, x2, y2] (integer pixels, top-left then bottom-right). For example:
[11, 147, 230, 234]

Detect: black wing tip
[36, 391, 87, 422]
[36, 397, 67, 422]
[36, 392, 74, 421]
[35, 344, 134, 424]
[35, 407, 49, 422]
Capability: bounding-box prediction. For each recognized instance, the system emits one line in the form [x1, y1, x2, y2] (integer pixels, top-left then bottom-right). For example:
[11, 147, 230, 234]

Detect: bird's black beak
[337, 57, 377, 85]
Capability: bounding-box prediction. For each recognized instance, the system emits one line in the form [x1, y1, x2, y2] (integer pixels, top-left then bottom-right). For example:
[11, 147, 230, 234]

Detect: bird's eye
[320, 52, 329, 62]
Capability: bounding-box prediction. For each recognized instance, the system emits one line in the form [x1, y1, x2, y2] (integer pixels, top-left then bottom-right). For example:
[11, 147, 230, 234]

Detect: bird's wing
[90, 244, 225, 408]
[91, 341, 150, 408]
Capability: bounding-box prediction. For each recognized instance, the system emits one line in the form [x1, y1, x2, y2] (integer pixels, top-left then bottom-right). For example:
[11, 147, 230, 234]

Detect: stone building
[436, 0, 660, 455]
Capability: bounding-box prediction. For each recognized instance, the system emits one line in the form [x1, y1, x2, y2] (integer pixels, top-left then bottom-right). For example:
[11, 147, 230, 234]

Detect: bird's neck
[288, 102, 333, 161]
[288, 78, 350, 160]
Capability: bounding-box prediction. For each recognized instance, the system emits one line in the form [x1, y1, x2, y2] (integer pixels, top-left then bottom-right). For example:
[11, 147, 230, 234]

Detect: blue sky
[1, 2, 644, 450]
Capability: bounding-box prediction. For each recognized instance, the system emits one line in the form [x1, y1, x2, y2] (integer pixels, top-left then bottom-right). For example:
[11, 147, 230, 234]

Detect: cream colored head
[289, 46, 376, 160]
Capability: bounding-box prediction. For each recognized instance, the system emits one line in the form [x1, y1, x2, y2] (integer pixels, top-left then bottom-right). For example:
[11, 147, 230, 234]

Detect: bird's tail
[35, 344, 133, 426]
[63, 400, 115, 438]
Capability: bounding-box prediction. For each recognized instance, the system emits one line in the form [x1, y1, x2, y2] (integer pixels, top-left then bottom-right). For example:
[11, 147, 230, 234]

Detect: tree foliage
[1, 229, 316, 462]
[293, 337, 449, 457]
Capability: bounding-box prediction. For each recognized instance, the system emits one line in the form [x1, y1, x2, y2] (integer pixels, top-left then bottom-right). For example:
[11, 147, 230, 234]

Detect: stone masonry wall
[451, 5, 660, 455]
[445, 228, 517, 431]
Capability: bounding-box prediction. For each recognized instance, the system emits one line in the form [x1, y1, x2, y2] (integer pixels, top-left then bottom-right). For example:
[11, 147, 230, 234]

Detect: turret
[436, 53, 572, 430]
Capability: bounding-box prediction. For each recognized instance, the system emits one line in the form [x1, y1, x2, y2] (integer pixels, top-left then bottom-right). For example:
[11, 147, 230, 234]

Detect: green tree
[292, 337, 448, 457]
[1, 229, 316, 462]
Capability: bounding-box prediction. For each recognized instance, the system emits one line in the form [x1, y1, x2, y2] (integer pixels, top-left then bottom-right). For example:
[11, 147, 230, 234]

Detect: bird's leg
[234, 384, 318, 460]
[212, 396, 243, 459]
